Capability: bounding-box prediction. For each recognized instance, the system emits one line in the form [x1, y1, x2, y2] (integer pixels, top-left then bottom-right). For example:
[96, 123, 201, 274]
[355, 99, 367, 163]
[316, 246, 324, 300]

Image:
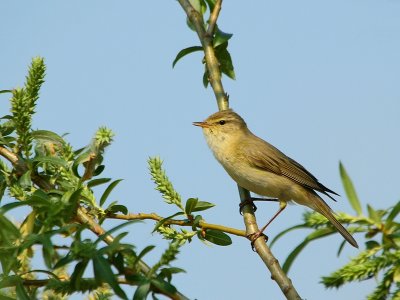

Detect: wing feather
[238, 134, 338, 201]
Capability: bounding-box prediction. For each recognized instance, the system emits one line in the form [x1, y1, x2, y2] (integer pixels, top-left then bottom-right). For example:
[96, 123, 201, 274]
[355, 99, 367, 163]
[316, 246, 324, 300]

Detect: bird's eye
[219, 120, 226, 125]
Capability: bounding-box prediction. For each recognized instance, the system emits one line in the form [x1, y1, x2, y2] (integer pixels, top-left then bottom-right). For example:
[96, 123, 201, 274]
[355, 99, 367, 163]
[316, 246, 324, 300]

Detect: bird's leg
[248, 201, 287, 249]
[239, 196, 279, 215]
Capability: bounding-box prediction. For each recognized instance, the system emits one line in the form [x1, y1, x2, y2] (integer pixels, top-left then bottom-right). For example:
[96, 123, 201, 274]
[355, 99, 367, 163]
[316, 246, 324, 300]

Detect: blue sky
[1, 1, 400, 299]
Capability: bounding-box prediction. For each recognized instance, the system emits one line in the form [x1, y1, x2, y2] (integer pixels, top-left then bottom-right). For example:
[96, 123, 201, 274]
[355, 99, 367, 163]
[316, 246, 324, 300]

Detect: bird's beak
[193, 121, 209, 128]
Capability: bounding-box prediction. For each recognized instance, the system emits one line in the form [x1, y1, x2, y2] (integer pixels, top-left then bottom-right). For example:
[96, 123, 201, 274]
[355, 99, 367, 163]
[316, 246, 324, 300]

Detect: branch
[107, 212, 247, 237]
[206, 0, 222, 36]
[177, 0, 228, 110]
[0, 145, 189, 300]
[176, 2, 302, 299]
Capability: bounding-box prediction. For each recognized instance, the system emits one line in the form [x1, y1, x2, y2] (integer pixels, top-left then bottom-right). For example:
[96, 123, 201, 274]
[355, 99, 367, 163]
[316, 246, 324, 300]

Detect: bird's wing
[238, 135, 338, 200]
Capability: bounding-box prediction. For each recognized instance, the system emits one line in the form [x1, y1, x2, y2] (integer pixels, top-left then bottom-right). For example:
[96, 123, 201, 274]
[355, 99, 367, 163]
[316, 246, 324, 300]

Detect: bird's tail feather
[311, 195, 358, 248]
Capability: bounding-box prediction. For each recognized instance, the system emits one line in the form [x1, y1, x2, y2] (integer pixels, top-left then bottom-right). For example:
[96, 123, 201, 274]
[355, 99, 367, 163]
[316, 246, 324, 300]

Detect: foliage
[272, 162, 400, 300]
[172, 0, 235, 87]
[0, 58, 192, 300]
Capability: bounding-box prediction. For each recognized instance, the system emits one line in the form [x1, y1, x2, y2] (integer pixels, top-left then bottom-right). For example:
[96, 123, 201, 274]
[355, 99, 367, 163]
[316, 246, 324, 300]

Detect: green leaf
[158, 267, 186, 282]
[202, 69, 209, 88]
[31, 130, 65, 145]
[0, 214, 21, 242]
[33, 156, 68, 168]
[106, 204, 128, 215]
[70, 260, 88, 289]
[0, 89, 13, 94]
[100, 179, 123, 206]
[133, 246, 156, 268]
[282, 228, 335, 273]
[42, 235, 55, 268]
[387, 201, 400, 226]
[215, 43, 235, 80]
[16, 282, 30, 300]
[93, 254, 127, 299]
[151, 278, 177, 295]
[87, 178, 111, 188]
[18, 170, 32, 189]
[185, 197, 198, 215]
[133, 280, 151, 300]
[192, 200, 215, 212]
[336, 240, 347, 257]
[367, 204, 381, 223]
[213, 28, 233, 48]
[339, 162, 362, 215]
[172, 46, 203, 68]
[365, 240, 380, 250]
[152, 212, 184, 233]
[189, 0, 206, 14]
[269, 224, 308, 248]
[192, 215, 202, 230]
[203, 229, 232, 246]
[205, 0, 216, 11]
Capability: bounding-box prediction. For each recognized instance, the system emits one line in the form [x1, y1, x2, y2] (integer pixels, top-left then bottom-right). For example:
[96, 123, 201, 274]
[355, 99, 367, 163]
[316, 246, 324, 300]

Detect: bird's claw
[239, 198, 257, 215]
[247, 231, 268, 251]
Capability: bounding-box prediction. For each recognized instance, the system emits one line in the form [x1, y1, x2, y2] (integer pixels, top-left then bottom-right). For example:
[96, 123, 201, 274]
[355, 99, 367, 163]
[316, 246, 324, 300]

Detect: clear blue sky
[1, 1, 400, 299]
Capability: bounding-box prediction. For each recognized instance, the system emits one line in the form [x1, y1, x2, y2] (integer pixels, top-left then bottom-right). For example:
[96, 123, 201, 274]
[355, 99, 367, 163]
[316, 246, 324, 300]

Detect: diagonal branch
[177, 0, 228, 110]
[206, 0, 222, 36]
[175, 2, 302, 299]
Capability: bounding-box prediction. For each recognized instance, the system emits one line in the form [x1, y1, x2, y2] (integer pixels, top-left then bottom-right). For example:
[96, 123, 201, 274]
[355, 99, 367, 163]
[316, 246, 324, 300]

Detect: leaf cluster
[148, 157, 232, 247]
[0, 58, 188, 300]
[173, 0, 235, 87]
[272, 162, 400, 300]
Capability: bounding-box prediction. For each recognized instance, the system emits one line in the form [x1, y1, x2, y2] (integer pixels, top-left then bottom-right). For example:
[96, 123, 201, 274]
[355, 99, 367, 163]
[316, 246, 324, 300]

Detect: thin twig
[206, 0, 222, 36]
[107, 212, 247, 237]
[175, 1, 302, 299]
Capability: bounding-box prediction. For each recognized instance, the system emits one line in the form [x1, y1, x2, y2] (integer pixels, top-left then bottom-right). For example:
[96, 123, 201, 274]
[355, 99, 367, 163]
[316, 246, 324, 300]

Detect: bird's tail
[310, 193, 358, 248]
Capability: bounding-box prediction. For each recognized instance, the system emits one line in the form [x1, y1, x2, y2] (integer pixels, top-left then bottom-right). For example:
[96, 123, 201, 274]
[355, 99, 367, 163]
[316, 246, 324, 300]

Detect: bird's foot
[247, 231, 268, 251]
[239, 198, 258, 214]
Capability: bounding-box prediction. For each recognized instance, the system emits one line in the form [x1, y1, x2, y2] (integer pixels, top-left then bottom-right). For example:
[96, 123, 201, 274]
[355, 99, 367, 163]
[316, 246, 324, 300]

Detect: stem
[177, 0, 228, 111]
[206, 0, 222, 36]
[176, 1, 302, 299]
[107, 212, 247, 237]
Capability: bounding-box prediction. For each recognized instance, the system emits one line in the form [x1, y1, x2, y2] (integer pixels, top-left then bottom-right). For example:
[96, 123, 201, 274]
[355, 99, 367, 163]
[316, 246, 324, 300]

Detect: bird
[193, 109, 358, 248]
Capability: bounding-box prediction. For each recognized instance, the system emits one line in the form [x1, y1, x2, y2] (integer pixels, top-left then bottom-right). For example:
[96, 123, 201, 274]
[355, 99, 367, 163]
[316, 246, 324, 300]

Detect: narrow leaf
[367, 204, 383, 225]
[269, 224, 308, 248]
[339, 162, 362, 215]
[87, 178, 111, 188]
[133, 245, 156, 268]
[202, 70, 209, 88]
[172, 46, 203, 68]
[31, 130, 65, 145]
[282, 228, 335, 273]
[93, 254, 127, 299]
[0, 90, 13, 94]
[203, 229, 232, 246]
[133, 280, 151, 300]
[151, 278, 177, 295]
[100, 179, 123, 206]
[16, 282, 30, 300]
[153, 212, 184, 233]
[387, 201, 400, 225]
